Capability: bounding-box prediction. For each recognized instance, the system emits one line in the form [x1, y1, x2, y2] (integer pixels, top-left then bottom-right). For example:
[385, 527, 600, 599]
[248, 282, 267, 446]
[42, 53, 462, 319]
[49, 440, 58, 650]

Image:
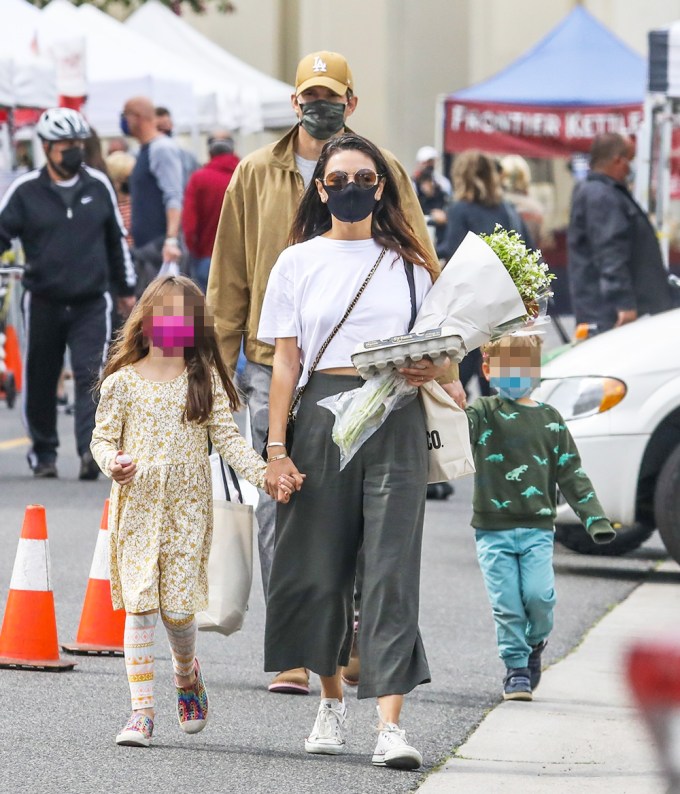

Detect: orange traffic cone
[0, 505, 75, 671]
[4, 324, 22, 393]
[62, 500, 125, 656]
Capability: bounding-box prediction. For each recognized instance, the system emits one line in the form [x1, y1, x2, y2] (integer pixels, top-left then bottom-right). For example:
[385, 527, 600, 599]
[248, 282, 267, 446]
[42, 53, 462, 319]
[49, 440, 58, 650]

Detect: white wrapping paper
[412, 231, 527, 354]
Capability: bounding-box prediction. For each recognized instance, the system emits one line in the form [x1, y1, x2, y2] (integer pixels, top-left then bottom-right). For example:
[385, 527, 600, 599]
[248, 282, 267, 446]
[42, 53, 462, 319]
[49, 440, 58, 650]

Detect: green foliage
[480, 225, 555, 309]
[25, 0, 235, 13]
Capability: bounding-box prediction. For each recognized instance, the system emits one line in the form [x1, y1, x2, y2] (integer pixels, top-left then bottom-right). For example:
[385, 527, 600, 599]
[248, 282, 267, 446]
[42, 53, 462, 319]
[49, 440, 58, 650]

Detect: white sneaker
[304, 698, 348, 755]
[372, 718, 422, 769]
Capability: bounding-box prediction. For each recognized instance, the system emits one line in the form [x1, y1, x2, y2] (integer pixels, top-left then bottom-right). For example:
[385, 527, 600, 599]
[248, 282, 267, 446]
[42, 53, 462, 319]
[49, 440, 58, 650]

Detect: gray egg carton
[351, 327, 465, 379]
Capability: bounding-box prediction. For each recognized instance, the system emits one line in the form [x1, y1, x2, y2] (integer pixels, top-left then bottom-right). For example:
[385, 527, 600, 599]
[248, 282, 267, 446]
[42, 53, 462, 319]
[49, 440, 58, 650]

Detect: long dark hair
[100, 276, 239, 422]
[289, 133, 437, 278]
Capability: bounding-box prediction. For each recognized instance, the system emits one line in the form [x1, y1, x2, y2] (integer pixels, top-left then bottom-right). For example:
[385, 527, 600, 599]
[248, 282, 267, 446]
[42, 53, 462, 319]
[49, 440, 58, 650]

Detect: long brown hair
[100, 276, 239, 422]
[289, 133, 438, 279]
[453, 150, 502, 207]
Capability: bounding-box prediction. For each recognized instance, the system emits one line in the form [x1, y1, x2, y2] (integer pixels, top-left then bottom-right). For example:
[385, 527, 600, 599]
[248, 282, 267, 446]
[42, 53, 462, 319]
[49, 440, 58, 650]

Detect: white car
[536, 308, 680, 561]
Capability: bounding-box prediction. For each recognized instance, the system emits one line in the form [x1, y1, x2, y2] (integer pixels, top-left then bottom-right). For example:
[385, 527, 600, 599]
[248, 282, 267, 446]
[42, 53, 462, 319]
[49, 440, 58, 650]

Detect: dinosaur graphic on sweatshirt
[491, 499, 512, 509]
[486, 453, 505, 463]
[532, 455, 548, 466]
[478, 430, 493, 446]
[578, 491, 595, 504]
[521, 486, 544, 498]
[558, 452, 577, 467]
[499, 410, 519, 421]
[545, 422, 566, 432]
[505, 464, 528, 481]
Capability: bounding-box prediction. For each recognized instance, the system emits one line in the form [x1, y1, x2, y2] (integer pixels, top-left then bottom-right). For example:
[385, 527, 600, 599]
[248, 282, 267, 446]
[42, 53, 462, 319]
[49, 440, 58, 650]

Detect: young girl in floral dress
[91, 275, 302, 747]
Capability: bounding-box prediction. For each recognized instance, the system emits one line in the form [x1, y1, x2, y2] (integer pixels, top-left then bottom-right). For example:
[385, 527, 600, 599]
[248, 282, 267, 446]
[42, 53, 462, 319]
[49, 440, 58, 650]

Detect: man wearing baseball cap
[207, 51, 441, 696]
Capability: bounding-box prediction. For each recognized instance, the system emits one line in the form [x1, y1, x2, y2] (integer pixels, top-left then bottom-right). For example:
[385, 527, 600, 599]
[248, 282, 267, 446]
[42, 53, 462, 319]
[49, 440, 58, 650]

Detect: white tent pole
[655, 97, 673, 269]
[634, 94, 654, 212]
[190, 119, 200, 158]
[0, 114, 12, 171]
[434, 93, 445, 156]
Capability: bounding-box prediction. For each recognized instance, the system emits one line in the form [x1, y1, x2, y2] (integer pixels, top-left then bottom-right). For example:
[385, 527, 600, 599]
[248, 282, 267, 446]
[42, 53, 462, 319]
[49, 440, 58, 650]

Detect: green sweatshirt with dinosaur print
[465, 396, 615, 543]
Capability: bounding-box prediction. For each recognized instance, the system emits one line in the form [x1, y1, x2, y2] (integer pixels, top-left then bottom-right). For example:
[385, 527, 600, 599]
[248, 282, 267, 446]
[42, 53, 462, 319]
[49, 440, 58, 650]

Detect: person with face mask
[207, 51, 462, 697]
[258, 133, 459, 769]
[0, 108, 137, 480]
[467, 334, 615, 703]
[568, 132, 675, 336]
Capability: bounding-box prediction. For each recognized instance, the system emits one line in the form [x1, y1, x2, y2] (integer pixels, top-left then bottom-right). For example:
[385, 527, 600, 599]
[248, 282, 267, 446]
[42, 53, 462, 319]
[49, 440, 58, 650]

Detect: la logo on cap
[312, 56, 328, 73]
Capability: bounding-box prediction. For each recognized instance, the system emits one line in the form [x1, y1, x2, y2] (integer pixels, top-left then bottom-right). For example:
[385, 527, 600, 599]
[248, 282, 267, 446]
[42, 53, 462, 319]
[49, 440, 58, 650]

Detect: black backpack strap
[404, 261, 417, 331]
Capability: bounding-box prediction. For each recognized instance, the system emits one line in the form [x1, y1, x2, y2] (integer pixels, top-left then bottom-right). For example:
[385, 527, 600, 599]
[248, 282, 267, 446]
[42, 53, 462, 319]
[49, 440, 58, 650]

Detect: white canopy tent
[0, 57, 57, 109]
[36, 0, 273, 136]
[125, 0, 295, 130]
[0, 0, 57, 109]
[36, 0, 199, 136]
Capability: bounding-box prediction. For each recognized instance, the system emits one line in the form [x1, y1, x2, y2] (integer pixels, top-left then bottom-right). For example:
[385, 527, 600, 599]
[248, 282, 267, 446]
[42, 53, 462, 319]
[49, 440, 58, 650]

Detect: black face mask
[325, 182, 379, 224]
[55, 146, 84, 177]
[299, 100, 346, 140]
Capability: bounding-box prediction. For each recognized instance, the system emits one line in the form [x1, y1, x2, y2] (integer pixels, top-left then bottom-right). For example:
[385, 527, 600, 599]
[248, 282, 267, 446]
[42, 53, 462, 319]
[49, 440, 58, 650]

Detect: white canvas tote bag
[196, 456, 254, 636]
[420, 381, 475, 484]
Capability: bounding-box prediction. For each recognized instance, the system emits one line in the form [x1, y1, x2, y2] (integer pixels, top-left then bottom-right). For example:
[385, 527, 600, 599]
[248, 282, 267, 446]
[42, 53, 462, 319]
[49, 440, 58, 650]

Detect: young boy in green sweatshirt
[466, 333, 616, 701]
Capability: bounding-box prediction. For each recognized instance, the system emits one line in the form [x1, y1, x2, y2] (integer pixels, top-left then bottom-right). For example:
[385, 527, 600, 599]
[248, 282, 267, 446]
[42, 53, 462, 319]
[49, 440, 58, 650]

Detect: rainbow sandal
[176, 658, 209, 734]
[116, 713, 154, 747]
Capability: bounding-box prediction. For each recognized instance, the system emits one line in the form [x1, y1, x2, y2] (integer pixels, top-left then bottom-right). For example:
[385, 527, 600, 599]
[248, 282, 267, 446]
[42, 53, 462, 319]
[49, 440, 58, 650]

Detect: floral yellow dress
[90, 365, 266, 614]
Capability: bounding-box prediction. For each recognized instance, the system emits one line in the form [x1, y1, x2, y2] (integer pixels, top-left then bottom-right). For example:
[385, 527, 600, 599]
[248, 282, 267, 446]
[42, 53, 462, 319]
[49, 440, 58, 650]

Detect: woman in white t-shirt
[258, 133, 454, 770]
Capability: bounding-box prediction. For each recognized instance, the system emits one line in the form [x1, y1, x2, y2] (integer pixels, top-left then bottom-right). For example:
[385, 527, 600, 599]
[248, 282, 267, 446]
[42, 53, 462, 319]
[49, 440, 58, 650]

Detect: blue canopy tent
[443, 6, 646, 157]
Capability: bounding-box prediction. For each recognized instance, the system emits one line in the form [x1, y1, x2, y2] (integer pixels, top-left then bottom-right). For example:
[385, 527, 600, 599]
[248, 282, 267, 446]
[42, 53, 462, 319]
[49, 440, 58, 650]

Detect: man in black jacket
[0, 108, 136, 479]
[567, 133, 673, 334]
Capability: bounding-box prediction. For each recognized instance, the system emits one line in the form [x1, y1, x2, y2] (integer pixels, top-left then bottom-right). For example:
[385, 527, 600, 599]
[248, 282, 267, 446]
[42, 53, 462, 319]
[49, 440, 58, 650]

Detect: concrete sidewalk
[419, 561, 680, 793]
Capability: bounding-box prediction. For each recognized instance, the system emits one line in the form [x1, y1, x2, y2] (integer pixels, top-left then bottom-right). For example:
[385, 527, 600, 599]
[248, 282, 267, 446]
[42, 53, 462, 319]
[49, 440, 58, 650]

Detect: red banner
[444, 100, 643, 158]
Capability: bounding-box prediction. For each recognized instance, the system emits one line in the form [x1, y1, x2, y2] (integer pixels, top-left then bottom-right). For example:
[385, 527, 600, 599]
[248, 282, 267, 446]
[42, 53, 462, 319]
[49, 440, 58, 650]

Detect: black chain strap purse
[261, 246, 387, 460]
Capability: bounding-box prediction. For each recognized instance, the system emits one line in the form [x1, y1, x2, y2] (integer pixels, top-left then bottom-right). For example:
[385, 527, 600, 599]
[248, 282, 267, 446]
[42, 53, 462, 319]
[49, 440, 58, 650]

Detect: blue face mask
[120, 114, 131, 137]
[490, 374, 538, 400]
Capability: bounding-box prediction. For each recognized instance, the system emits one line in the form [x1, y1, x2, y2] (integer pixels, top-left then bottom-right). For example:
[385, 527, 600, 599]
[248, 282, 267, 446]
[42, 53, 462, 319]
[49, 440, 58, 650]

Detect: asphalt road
[0, 397, 667, 794]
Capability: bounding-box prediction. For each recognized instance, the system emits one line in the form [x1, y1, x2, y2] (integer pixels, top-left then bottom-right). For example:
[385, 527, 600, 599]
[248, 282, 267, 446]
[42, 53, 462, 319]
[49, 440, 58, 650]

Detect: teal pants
[475, 528, 556, 669]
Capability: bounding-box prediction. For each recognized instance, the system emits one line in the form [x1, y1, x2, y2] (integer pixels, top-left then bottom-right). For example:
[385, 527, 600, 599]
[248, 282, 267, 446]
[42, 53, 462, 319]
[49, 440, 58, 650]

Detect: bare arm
[264, 337, 306, 496]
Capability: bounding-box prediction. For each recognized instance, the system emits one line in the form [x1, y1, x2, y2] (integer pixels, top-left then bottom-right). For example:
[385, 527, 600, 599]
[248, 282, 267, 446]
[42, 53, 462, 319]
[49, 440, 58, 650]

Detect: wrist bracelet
[268, 453, 289, 462]
[165, 236, 178, 244]
[267, 442, 286, 448]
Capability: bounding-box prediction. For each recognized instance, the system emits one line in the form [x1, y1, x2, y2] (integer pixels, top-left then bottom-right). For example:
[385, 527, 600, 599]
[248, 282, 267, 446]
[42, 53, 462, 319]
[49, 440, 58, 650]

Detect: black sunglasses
[322, 169, 383, 192]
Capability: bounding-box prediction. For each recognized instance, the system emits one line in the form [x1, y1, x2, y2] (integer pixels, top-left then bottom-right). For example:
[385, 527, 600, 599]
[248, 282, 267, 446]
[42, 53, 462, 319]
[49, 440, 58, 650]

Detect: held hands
[265, 456, 306, 503]
[399, 355, 451, 388]
[442, 379, 467, 409]
[109, 450, 137, 485]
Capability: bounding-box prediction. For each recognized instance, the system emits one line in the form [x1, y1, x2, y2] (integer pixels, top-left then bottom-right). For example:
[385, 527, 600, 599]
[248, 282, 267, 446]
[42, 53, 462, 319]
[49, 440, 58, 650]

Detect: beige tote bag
[196, 457, 254, 636]
[420, 381, 476, 484]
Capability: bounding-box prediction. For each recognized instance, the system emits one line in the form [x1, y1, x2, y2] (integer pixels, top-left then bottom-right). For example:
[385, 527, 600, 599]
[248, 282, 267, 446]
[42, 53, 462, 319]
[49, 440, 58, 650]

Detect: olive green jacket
[207, 124, 438, 371]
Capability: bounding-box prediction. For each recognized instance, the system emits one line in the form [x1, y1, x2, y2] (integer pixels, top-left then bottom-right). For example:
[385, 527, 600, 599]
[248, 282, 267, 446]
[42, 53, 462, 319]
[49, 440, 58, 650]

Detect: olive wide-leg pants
[264, 373, 431, 700]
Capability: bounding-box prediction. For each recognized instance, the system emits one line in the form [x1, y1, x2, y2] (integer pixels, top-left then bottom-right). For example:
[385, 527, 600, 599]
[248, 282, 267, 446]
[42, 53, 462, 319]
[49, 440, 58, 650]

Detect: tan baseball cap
[295, 51, 354, 96]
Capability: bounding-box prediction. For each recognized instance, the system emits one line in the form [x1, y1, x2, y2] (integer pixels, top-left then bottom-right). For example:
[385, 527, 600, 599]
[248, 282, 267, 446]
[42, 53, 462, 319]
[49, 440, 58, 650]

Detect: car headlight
[534, 377, 627, 420]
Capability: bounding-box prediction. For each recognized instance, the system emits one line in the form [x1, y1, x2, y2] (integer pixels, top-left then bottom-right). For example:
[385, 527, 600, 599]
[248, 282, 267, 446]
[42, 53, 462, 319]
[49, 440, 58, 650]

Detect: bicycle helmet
[36, 108, 91, 141]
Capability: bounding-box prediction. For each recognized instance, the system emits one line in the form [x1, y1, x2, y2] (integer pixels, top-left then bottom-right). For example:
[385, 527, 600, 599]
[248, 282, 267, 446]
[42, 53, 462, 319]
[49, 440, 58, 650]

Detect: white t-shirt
[258, 236, 432, 388]
[294, 153, 317, 188]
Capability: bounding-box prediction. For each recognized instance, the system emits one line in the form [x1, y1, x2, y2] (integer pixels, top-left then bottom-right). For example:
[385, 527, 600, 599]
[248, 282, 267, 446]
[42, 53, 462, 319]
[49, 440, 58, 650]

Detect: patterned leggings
[124, 611, 197, 710]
